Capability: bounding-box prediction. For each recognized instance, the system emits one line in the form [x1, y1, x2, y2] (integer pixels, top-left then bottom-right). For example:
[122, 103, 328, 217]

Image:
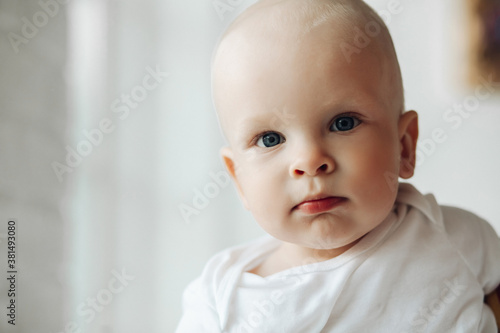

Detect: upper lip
[300, 193, 333, 202]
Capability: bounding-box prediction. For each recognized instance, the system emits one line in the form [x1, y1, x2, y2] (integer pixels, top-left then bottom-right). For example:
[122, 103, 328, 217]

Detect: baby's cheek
[345, 145, 397, 200]
[243, 173, 281, 214]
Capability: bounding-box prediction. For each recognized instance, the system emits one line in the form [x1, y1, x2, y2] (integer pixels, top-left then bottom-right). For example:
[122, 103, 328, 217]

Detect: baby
[177, 0, 500, 331]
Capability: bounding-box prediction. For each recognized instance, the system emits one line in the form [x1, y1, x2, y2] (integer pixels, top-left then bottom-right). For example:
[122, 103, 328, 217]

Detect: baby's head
[212, 0, 419, 256]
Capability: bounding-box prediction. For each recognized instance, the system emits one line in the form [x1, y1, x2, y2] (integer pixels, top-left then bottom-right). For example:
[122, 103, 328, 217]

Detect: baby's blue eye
[257, 132, 284, 148]
[330, 116, 361, 132]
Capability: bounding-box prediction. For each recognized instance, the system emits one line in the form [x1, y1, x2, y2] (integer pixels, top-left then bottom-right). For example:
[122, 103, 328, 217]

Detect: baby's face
[214, 14, 417, 253]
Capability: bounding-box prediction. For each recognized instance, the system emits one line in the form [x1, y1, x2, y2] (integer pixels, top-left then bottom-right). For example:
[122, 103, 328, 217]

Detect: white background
[0, 0, 499, 332]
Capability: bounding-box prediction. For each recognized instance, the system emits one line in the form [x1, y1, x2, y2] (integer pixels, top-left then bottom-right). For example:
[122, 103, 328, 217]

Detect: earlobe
[220, 147, 249, 209]
[220, 146, 237, 179]
[398, 110, 419, 179]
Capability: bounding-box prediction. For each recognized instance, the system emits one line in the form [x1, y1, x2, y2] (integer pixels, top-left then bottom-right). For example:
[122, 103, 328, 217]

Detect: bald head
[217, 0, 383, 42]
[212, 0, 405, 143]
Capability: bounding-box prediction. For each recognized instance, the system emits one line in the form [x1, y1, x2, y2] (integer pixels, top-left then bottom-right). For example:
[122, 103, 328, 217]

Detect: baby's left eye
[330, 116, 361, 132]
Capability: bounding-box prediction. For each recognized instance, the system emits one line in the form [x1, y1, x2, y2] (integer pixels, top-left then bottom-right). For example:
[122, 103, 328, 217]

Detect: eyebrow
[229, 112, 280, 143]
[236, 115, 272, 134]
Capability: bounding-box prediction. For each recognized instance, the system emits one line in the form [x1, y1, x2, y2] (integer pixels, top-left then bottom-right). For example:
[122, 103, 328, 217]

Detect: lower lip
[295, 197, 345, 215]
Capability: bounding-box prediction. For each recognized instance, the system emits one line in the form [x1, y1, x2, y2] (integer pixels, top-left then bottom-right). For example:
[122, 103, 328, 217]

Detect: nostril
[295, 170, 304, 175]
[319, 164, 328, 171]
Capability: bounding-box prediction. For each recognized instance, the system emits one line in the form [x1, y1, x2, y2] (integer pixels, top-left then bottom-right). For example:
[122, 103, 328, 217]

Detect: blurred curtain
[0, 1, 67, 332]
[64, 1, 188, 331]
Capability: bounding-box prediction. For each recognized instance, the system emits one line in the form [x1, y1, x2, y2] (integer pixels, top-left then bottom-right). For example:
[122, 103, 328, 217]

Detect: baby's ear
[220, 147, 249, 209]
[220, 146, 237, 178]
[398, 110, 419, 179]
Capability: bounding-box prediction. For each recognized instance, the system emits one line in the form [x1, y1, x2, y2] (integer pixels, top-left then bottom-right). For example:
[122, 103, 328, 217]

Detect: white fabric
[176, 183, 500, 332]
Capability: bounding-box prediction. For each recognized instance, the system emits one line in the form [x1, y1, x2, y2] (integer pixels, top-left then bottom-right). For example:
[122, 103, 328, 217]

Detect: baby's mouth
[293, 196, 346, 215]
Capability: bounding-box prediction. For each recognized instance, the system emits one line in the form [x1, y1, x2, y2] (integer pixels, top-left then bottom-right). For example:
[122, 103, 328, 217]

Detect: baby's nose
[289, 144, 335, 177]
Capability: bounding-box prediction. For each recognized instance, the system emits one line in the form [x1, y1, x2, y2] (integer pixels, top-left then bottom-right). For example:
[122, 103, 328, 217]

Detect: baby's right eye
[256, 132, 285, 148]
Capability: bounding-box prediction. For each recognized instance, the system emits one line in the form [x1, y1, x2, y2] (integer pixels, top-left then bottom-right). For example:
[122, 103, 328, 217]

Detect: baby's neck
[248, 239, 361, 277]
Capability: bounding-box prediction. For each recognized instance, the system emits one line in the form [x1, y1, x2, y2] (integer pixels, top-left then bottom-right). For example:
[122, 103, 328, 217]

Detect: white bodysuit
[176, 183, 500, 332]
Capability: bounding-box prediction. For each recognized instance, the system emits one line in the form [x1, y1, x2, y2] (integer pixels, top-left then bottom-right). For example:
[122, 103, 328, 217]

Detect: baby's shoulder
[439, 205, 497, 243]
[439, 205, 500, 293]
